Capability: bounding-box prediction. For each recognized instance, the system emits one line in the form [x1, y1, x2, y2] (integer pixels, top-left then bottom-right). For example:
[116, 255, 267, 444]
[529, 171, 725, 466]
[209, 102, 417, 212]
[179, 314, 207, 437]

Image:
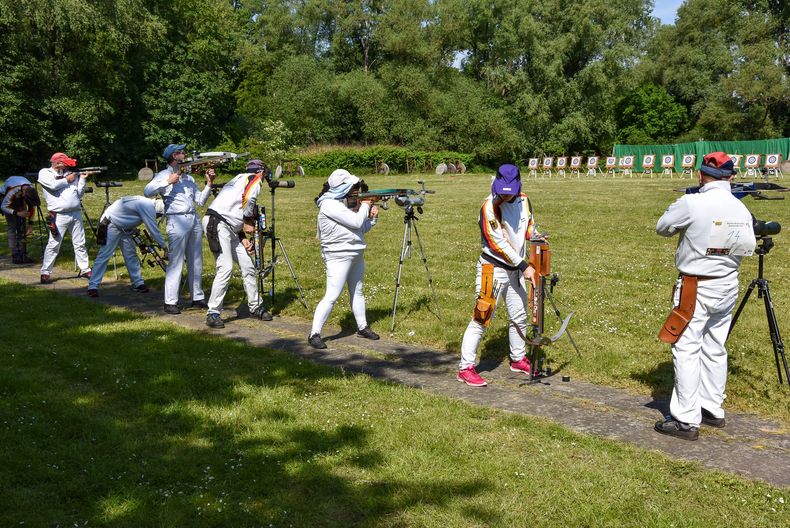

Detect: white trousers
[88, 224, 143, 290]
[670, 275, 739, 426]
[460, 259, 528, 369]
[311, 251, 368, 335]
[40, 210, 90, 275]
[202, 217, 260, 315]
[164, 213, 204, 305]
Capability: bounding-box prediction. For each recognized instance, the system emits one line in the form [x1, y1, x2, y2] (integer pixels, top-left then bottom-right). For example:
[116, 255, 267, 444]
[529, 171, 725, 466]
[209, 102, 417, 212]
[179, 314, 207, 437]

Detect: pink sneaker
[510, 357, 532, 375]
[457, 366, 487, 387]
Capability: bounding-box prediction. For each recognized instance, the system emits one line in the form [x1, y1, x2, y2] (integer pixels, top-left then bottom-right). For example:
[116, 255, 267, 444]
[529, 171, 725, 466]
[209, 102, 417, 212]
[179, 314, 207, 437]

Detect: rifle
[59, 166, 107, 179]
[129, 228, 168, 271]
[358, 181, 435, 210]
[176, 151, 249, 174]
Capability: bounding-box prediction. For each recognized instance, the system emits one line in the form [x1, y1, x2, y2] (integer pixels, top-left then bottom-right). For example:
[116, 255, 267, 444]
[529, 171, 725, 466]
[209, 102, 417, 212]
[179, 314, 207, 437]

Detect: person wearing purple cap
[201, 159, 273, 328]
[457, 164, 540, 387]
[144, 143, 215, 314]
[654, 152, 756, 440]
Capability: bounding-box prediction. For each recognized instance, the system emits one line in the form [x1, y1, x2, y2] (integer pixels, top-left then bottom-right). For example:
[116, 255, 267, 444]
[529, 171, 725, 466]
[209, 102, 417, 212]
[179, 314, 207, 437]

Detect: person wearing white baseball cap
[308, 169, 380, 349]
[37, 152, 92, 283]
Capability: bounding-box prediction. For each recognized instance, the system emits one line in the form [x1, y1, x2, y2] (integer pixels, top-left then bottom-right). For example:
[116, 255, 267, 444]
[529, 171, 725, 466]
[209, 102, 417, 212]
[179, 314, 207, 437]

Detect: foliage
[294, 145, 476, 176]
[616, 84, 688, 144]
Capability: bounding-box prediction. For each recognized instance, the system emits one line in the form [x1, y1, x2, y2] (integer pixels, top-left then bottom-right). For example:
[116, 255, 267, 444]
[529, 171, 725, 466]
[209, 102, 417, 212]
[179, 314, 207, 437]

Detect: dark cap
[246, 159, 267, 172]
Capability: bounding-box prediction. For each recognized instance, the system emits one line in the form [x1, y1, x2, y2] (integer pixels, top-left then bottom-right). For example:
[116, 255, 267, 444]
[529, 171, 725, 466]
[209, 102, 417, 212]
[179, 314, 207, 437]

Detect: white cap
[328, 168, 359, 189]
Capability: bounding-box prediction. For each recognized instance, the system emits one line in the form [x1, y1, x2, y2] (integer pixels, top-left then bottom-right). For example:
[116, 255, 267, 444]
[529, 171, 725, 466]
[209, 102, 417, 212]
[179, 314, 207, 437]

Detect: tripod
[252, 183, 309, 315]
[94, 182, 123, 278]
[390, 202, 440, 332]
[727, 236, 789, 385]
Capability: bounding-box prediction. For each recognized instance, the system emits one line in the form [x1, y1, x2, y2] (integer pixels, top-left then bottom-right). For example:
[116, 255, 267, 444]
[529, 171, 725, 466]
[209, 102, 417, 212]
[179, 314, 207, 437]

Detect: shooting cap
[328, 168, 359, 189]
[246, 159, 267, 173]
[50, 152, 77, 167]
[492, 163, 521, 195]
[700, 152, 735, 179]
[162, 143, 187, 161]
[151, 198, 165, 216]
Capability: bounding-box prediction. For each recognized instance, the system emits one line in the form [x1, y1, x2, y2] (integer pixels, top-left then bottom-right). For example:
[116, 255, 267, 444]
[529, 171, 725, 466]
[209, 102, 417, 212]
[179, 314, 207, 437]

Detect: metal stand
[727, 236, 789, 385]
[253, 185, 309, 316]
[95, 182, 123, 278]
[390, 203, 440, 332]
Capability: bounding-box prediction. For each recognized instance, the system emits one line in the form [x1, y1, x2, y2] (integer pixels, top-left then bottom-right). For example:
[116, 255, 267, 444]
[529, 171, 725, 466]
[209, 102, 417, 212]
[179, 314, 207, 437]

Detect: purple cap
[492, 164, 521, 195]
[246, 159, 266, 172]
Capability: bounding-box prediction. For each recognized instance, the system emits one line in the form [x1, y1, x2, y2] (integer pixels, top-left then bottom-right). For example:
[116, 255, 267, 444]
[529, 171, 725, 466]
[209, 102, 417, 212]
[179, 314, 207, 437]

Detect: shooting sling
[658, 274, 698, 344]
[205, 211, 223, 254]
[46, 211, 60, 240]
[473, 263, 496, 327]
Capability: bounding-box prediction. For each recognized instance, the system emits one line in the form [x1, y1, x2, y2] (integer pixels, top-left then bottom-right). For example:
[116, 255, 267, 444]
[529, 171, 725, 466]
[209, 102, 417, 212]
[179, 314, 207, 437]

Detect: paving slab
[1, 260, 788, 489]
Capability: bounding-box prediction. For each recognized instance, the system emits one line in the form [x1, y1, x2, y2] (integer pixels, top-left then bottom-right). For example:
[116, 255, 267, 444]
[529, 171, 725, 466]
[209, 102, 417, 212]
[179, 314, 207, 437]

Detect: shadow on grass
[631, 360, 674, 403]
[0, 282, 494, 526]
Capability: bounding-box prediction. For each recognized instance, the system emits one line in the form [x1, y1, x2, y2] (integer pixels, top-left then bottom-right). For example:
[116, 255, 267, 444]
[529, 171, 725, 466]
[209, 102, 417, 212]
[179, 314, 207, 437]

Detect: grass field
[0, 280, 787, 526]
[27, 172, 787, 423]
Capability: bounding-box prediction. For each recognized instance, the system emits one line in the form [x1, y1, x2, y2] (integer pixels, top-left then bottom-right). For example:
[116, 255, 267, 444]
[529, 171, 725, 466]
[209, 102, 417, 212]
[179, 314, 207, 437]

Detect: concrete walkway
[2, 261, 788, 489]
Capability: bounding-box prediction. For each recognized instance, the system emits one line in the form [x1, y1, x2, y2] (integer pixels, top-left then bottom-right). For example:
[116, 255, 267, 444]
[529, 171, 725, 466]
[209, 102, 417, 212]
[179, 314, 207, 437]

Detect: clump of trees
[0, 0, 787, 172]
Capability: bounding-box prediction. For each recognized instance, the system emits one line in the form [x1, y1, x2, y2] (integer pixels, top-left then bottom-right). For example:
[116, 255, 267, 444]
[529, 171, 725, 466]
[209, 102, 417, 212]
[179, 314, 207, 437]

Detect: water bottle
[259, 206, 267, 231]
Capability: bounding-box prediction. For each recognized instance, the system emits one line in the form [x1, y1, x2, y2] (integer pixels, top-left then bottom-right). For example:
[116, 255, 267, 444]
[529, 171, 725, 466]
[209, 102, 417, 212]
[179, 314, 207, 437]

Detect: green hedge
[292, 145, 476, 177]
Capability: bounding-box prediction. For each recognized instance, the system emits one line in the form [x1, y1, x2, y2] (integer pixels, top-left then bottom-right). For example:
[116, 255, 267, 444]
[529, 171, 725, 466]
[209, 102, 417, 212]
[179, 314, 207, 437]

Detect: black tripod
[727, 236, 789, 385]
[390, 201, 440, 332]
[253, 181, 309, 315]
[94, 182, 123, 277]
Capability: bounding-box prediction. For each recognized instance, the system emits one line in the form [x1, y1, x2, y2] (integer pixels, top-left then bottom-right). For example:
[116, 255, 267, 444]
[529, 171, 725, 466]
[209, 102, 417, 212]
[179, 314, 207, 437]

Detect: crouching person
[1, 175, 40, 264]
[87, 196, 167, 296]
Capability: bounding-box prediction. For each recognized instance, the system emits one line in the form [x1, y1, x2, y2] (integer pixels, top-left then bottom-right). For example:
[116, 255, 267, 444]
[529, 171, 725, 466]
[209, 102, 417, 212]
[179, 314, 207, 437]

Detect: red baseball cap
[700, 152, 735, 179]
[50, 152, 77, 167]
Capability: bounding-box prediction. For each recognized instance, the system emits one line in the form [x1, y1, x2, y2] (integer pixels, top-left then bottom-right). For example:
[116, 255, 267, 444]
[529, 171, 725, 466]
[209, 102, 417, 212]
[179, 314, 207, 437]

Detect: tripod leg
[727, 279, 758, 339]
[545, 289, 581, 355]
[760, 282, 789, 385]
[390, 219, 411, 333]
[276, 238, 310, 310]
[410, 220, 441, 319]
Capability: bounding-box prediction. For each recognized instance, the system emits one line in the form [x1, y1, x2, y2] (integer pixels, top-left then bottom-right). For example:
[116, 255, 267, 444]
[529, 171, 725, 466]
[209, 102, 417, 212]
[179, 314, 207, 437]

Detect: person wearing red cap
[457, 164, 539, 387]
[654, 152, 757, 440]
[37, 152, 92, 283]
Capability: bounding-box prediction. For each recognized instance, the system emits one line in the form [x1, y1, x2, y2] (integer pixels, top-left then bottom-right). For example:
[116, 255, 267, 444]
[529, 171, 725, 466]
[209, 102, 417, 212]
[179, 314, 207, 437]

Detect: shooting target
[137, 167, 154, 180]
[681, 155, 695, 168]
[587, 156, 599, 168]
[556, 157, 567, 168]
[605, 157, 617, 168]
[661, 155, 674, 168]
[620, 156, 634, 168]
[745, 155, 760, 168]
[528, 158, 539, 169]
[274, 165, 283, 179]
[570, 157, 582, 167]
[642, 155, 655, 168]
[729, 154, 742, 168]
[543, 157, 553, 168]
[457, 162, 467, 174]
[765, 154, 780, 167]
[297, 165, 305, 177]
[435, 163, 447, 175]
[378, 163, 390, 175]
[447, 162, 457, 174]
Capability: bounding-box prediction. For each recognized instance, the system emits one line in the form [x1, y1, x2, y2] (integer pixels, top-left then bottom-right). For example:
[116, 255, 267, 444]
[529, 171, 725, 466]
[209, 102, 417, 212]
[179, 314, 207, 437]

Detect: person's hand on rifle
[241, 238, 254, 255]
[205, 168, 216, 186]
[369, 205, 379, 219]
[167, 171, 180, 185]
[523, 263, 537, 288]
[65, 172, 77, 183]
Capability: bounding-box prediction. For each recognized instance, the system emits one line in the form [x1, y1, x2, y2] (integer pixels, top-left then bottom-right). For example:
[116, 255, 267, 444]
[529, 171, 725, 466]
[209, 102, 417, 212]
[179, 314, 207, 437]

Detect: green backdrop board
[613, 138, 790, 172]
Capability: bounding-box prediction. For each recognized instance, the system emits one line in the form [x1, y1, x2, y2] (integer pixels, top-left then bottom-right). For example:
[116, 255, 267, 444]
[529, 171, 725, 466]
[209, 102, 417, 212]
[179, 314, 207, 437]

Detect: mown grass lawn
[37, 172, 789, 424]
[0, 280, 787, 526]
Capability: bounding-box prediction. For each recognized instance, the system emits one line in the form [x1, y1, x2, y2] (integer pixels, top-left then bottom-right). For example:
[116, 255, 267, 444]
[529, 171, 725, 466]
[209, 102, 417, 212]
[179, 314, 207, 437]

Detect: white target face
[543, 158, 553, 168]
[556, 157, 567, 167]
[766, 154, 779, 166]
[528, 158, 539, 168]
[643, 155, 654, 167]
[662, 155, 674, 167]
[682, 155, 695, 167]
[606, 157, 617, 167]
[621, 156, 634, 167]
[570, 157, 582, 167]
[587, 156, 599, 167]
[729, 155, 741, 165]
[745, 155, 759, 167]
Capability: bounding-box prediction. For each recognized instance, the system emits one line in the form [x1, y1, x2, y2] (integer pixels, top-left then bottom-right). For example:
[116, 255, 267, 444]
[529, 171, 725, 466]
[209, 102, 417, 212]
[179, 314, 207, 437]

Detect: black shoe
[357, 326, 380, 340]
[87, 289, 98, 298]
[654, 417, 699, 441]
[190, 299, 208, 309]
[164, 303, 181, 315]
[252, 307, 273, 321]
[133, 284, 150, 293]
[40, 274, 52, 284]
[206, 313, 225, 328]
[701, 408, 726, 428]
[308, 333, 327, 349]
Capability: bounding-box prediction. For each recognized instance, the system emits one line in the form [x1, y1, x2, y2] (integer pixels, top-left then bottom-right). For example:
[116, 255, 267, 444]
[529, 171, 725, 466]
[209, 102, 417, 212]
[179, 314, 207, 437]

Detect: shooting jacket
[479, 193, 536, 272]
[101, 196, 166, 248]
[0, 176, 32, 215]
[38, 167, 86, 213]
[206, 172, 263, 232]
[657, 180, 756, 278]
[317, 200, 376, 255]
[144, 166, 211, 215]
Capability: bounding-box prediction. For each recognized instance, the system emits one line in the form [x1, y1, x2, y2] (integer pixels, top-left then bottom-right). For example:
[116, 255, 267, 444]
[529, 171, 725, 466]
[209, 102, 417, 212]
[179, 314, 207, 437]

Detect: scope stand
[254, 186, 309, 315]
[524, 273, 579, 384]
[98, 184, 119, 279]
[390, 204, 441, 333]
[727, 237, 789, 385]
